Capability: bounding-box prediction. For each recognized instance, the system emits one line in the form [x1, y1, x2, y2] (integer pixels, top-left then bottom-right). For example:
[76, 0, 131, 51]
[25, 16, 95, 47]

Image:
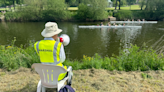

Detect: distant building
[108, 0, 113, 7]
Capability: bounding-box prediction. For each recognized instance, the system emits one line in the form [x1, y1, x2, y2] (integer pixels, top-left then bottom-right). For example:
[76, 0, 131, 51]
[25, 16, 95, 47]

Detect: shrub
[76, 3, 88, 20]
[0, 38, 39, 71]
[5, 12, 18, 21]
[42, 10, 71, 21]
[65, 44, 164, 71]
[108, 11, 113, 16]
[76, 0, 108, 21]
[4, 0, 71, 22]
[113, 10, 164, 21]
[114, 10, 133, 20]
[1, 38, 164, 71]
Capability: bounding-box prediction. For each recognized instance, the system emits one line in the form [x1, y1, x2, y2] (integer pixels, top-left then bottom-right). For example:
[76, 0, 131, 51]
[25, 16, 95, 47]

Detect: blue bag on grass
[59, 85, 75, 92]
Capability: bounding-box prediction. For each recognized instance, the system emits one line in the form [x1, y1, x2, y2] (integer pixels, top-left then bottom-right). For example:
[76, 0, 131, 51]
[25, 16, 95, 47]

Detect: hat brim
[41, 29, 62, 37]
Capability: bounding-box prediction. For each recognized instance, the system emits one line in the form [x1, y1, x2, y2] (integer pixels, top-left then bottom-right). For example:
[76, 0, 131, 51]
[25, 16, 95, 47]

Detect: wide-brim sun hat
[41, 22, 62, 37]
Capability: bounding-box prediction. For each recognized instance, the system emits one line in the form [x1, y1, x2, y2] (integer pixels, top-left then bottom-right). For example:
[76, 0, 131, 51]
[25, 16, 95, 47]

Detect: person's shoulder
[34, 40, 44, 45]
[34, 41, 39, 44]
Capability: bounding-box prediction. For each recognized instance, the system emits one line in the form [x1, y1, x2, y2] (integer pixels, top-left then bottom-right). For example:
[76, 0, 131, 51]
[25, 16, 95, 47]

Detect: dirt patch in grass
[0, 68, 164, 92]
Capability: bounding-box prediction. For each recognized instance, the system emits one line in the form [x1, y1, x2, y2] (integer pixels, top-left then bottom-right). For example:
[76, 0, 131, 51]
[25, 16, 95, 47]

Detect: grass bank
[0, 68, 164, 92]
[0, 39, 164, 91]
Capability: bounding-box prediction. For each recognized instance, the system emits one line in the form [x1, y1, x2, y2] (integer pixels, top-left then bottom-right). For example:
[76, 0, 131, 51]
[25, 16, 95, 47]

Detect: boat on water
[110, 21, 157, 23]
[78, 25, 142, 28]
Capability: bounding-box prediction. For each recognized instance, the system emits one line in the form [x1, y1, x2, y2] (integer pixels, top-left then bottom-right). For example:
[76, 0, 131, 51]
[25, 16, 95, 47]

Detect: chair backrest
[32, 63, 67, 88]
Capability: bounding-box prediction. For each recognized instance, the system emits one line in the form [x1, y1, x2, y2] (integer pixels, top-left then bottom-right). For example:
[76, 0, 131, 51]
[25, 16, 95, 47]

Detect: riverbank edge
[1, 16, 112, 22]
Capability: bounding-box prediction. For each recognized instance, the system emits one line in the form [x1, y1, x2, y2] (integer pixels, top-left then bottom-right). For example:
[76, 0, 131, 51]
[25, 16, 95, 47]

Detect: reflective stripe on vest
[35, 40, 62, 64]
[36, 41, 40, 54]
[53, 41, 60, 65]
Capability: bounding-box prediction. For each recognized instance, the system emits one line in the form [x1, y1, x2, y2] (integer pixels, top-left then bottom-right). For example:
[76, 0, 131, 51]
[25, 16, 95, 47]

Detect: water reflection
[0, 22, 164, 60]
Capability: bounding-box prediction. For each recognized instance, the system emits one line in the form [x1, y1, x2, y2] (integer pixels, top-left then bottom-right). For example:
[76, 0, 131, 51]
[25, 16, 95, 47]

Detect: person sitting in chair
[34, 22, 72, 84]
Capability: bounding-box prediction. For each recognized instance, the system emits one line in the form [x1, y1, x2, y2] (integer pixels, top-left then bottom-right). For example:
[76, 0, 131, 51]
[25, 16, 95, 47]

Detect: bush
[108, 11, 113, 16]
[64, 44, 164, 71]
[5, 12, 18, 21]
[0, 38, 39, 71]
[42, 10, 71, 21]
[4, 9, 71, 22]
[1, 38, 164, 71]
[76, 0, 108, 21]
[113, 10, 164, 21]
[0, 12, 2, 16]
[76, 3, 88, 20]
[114, 10, 133, 20]
[4, 0, 72, 22]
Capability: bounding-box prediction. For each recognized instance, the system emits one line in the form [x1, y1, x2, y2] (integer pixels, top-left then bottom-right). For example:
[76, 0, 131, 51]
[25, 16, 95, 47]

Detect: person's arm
[34, 41, 40, 56]
[60, 44, 66, 63]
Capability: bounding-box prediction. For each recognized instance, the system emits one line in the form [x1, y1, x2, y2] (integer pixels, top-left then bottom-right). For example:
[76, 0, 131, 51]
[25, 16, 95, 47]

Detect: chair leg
[42, 86, 46, 92]
[37, 80, 41, 92]
[67, 70, 73, 86]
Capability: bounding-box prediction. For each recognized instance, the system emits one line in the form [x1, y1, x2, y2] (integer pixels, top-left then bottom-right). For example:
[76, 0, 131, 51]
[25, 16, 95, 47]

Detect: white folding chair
[32, 63, 72, 92]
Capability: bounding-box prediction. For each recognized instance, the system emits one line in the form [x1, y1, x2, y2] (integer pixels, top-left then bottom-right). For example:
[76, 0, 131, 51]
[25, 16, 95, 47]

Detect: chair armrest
[67, 66, 72, 72]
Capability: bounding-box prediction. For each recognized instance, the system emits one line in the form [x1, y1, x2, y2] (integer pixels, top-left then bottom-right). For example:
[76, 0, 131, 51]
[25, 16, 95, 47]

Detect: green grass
[67, 7, 78, 11]
[0, 38, 40, 71]
[106, 5, 146, 10]
[118, 5, 141, 10]
[68, 5, 143, 11]
[0, 7, 14, 11]
[0, 8, 6, 11]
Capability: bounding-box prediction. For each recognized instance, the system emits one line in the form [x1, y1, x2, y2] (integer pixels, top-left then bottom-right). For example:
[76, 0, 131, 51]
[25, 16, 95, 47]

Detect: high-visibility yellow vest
[34, 40, 67, 81]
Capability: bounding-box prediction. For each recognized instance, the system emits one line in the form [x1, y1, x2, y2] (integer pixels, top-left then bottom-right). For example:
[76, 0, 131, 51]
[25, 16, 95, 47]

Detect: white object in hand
[60, 34, 70, 46]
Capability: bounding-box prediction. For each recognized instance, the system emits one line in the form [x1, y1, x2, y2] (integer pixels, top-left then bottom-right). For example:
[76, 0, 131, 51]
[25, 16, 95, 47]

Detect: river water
[0, 21, 164, 60]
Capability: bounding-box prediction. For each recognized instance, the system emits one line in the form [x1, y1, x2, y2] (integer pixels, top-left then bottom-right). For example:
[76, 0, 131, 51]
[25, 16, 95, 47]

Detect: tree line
[2, 0, 164, 21]
[1, 0, 164, 11]
[3, 0, 109, 21]
[0, 0, 140, 9]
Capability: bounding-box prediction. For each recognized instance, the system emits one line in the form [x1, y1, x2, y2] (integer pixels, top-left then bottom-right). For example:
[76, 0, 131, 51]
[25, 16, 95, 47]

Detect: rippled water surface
[0, 21, 164, 60]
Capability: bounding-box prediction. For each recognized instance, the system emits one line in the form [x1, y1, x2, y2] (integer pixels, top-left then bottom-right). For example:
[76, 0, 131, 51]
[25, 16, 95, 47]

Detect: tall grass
[65, 44, 164, 71]
[0, 38, 39, 70]
[0, 38, 164, 71]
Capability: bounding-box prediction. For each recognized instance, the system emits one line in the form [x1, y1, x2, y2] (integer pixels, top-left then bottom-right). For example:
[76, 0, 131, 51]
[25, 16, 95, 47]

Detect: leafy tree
[65, 0, 84, 6]
[112, 0, 127, 10]
[20, 0, 70, 21]
[156, 0, 164, 11]
[112, 0, 119, 10]
[77, 0, 108, 20]
[139, 0, 146, 10]
[0, 0, 23, 9]
[118, 0, 120, 10]
[139, 0, 164, 20]
[126, 0, 136, 9]
[115, 0, 117, 10]
[0, 0, 5, 7]
[68, 0, 76, 6]
[120, 0, 127, 6]
[144, 0, 164, 11]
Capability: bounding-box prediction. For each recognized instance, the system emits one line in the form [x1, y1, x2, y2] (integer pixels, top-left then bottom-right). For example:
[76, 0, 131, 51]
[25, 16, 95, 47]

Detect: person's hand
[56, 37, 60, 42]
[60, 37, 64, 42]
